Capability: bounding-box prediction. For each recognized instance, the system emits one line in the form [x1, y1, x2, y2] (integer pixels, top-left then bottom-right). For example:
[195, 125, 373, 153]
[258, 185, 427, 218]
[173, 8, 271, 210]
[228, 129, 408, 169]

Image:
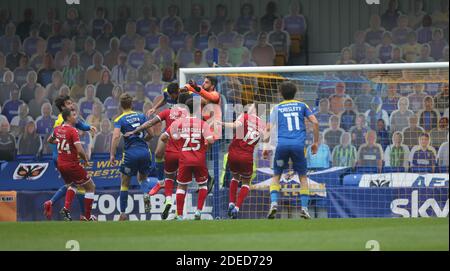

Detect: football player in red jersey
[43, 95, 96, 221]
[125, 92, 192, 219]
[219, 104, 266, 219]
[47, 109, 96, 221]
[161, 98, 215, 220]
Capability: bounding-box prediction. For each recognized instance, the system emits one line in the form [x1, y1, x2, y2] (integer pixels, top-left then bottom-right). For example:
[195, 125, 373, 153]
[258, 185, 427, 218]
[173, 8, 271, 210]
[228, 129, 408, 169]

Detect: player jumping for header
[145, 76, 221, 198]
[125, 92, 192, 219]
[161, 98, 215, 220]
[47, 109, 96, 221]
[144, 83, 181, 197]
[263, 82, 319, 219]
[110, 93, 153, 221]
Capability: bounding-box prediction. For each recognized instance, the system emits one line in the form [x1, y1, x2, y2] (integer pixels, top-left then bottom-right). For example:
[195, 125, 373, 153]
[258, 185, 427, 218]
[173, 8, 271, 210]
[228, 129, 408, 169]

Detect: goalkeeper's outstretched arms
[184, 79, 220, 104]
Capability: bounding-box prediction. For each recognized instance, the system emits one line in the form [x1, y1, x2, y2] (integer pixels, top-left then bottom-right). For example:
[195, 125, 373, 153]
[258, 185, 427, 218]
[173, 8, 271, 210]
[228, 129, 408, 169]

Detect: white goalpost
[180, 62, 450, 85]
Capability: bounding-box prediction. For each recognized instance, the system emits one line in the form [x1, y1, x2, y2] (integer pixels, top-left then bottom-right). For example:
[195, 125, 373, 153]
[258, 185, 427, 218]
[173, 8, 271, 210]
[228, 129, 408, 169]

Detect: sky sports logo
[391, 190, 449, 218]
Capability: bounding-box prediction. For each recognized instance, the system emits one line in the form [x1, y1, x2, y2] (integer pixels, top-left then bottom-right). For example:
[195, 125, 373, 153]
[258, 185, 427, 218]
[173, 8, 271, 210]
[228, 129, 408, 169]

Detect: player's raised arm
[74, 141, 89, 166]
[262, 106, 276, 159]
[160, 130, 170, 143]
[185, 79, 220, 104]
[219, 118, 244, 130]
[69, 124, 89, 165]
[146, 98, 164, 117]
[143, 127, 154, 141]
[75, 120, 96, 134]
[307, 114, 320, 154]
[197, 87, 220, 104]
[147, 83, 182, 117]
[110, 127, 121, 163]
[124, 116, 161, 138]
[47, 132, 57, 144]
[202, 121, 215, 145]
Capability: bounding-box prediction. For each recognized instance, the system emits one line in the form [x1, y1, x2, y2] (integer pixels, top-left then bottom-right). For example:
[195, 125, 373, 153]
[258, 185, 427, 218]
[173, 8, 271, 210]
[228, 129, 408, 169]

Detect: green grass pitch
[0, 218, 448, 251]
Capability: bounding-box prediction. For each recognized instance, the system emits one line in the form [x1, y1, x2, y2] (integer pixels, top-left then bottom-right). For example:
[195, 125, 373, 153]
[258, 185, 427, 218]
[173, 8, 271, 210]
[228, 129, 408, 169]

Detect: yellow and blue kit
[113, 110, 152, 177]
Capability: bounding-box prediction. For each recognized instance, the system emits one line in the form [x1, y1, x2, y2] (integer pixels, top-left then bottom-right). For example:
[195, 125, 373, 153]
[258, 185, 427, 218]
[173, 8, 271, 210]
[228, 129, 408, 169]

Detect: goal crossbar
[179, 62, 449, 85]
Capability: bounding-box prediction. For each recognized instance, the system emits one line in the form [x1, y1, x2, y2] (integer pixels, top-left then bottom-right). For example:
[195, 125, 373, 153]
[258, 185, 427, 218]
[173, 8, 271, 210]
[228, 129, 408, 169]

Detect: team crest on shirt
[124, 167, 132, 175]
[13, 163, 49, 180]
[276, 160, 285, 167]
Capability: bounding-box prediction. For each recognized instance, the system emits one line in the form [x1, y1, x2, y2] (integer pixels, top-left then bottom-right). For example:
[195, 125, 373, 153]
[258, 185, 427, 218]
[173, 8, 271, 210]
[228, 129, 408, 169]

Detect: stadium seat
[16, 155, 39, 162]
[40, 154, 53, 161]
[409, 167, 434, 173]
[436, 166, 449, 173]
[383, 167, 406, 173]
[354, 166, 379, 174]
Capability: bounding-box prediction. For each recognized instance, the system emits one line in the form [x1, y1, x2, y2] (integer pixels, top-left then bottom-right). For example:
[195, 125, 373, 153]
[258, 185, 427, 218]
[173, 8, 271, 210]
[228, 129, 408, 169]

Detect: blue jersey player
[263, 82, 319, 219]
[110, 93, 154, 221]
[144, 83, 180, 196]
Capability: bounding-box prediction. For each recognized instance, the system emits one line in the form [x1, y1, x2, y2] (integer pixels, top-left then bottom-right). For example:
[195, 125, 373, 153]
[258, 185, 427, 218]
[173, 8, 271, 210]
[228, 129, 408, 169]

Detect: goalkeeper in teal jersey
[263, 82, 319, 219]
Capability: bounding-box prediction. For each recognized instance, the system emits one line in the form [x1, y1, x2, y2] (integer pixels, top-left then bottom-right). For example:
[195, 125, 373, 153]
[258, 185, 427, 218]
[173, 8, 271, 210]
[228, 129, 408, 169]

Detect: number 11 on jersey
[284, 112, 300, 131]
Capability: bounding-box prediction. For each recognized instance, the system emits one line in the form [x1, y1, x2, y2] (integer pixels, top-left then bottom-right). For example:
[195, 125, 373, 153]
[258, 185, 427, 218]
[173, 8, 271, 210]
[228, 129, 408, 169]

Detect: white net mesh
[181, 63, 449, 219]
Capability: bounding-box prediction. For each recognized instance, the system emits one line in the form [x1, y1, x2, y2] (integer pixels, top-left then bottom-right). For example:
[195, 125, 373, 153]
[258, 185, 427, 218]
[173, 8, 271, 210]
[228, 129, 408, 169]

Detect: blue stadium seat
[40, 154, 53, 161]
[354, 166, 379, 174]
[383, 167, 406, 173]
[16, 155, 39, 162]
[409, 166, 434, 173]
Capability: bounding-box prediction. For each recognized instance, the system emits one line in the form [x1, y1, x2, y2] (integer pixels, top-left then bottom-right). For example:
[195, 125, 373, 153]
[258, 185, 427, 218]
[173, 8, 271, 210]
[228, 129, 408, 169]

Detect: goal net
[179, 62, 449, 219]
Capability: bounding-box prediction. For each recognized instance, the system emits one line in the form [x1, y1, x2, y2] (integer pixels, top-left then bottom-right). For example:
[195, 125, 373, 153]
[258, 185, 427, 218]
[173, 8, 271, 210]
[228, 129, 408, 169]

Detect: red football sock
[197, 186, 208, 211]
[176, 189, 186, 216]
[84, 192, 94, 219]
[64, 187, 76, 210]
[164, 179, 174, 198]
[229, 179, 239, 205]
[236, 185, 250, 209]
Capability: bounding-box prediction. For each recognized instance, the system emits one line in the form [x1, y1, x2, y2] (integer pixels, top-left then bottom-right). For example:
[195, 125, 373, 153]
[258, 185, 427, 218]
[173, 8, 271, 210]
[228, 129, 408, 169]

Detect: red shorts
[164, 151, 180, 174]
[228, 153, 253, 178]
[58, 163, 90, 186]
[177, 164, 208, 185]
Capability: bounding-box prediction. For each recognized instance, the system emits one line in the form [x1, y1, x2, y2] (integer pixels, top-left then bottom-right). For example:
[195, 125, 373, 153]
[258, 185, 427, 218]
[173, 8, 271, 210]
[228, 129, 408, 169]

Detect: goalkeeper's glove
[188, 80, 201, 92]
